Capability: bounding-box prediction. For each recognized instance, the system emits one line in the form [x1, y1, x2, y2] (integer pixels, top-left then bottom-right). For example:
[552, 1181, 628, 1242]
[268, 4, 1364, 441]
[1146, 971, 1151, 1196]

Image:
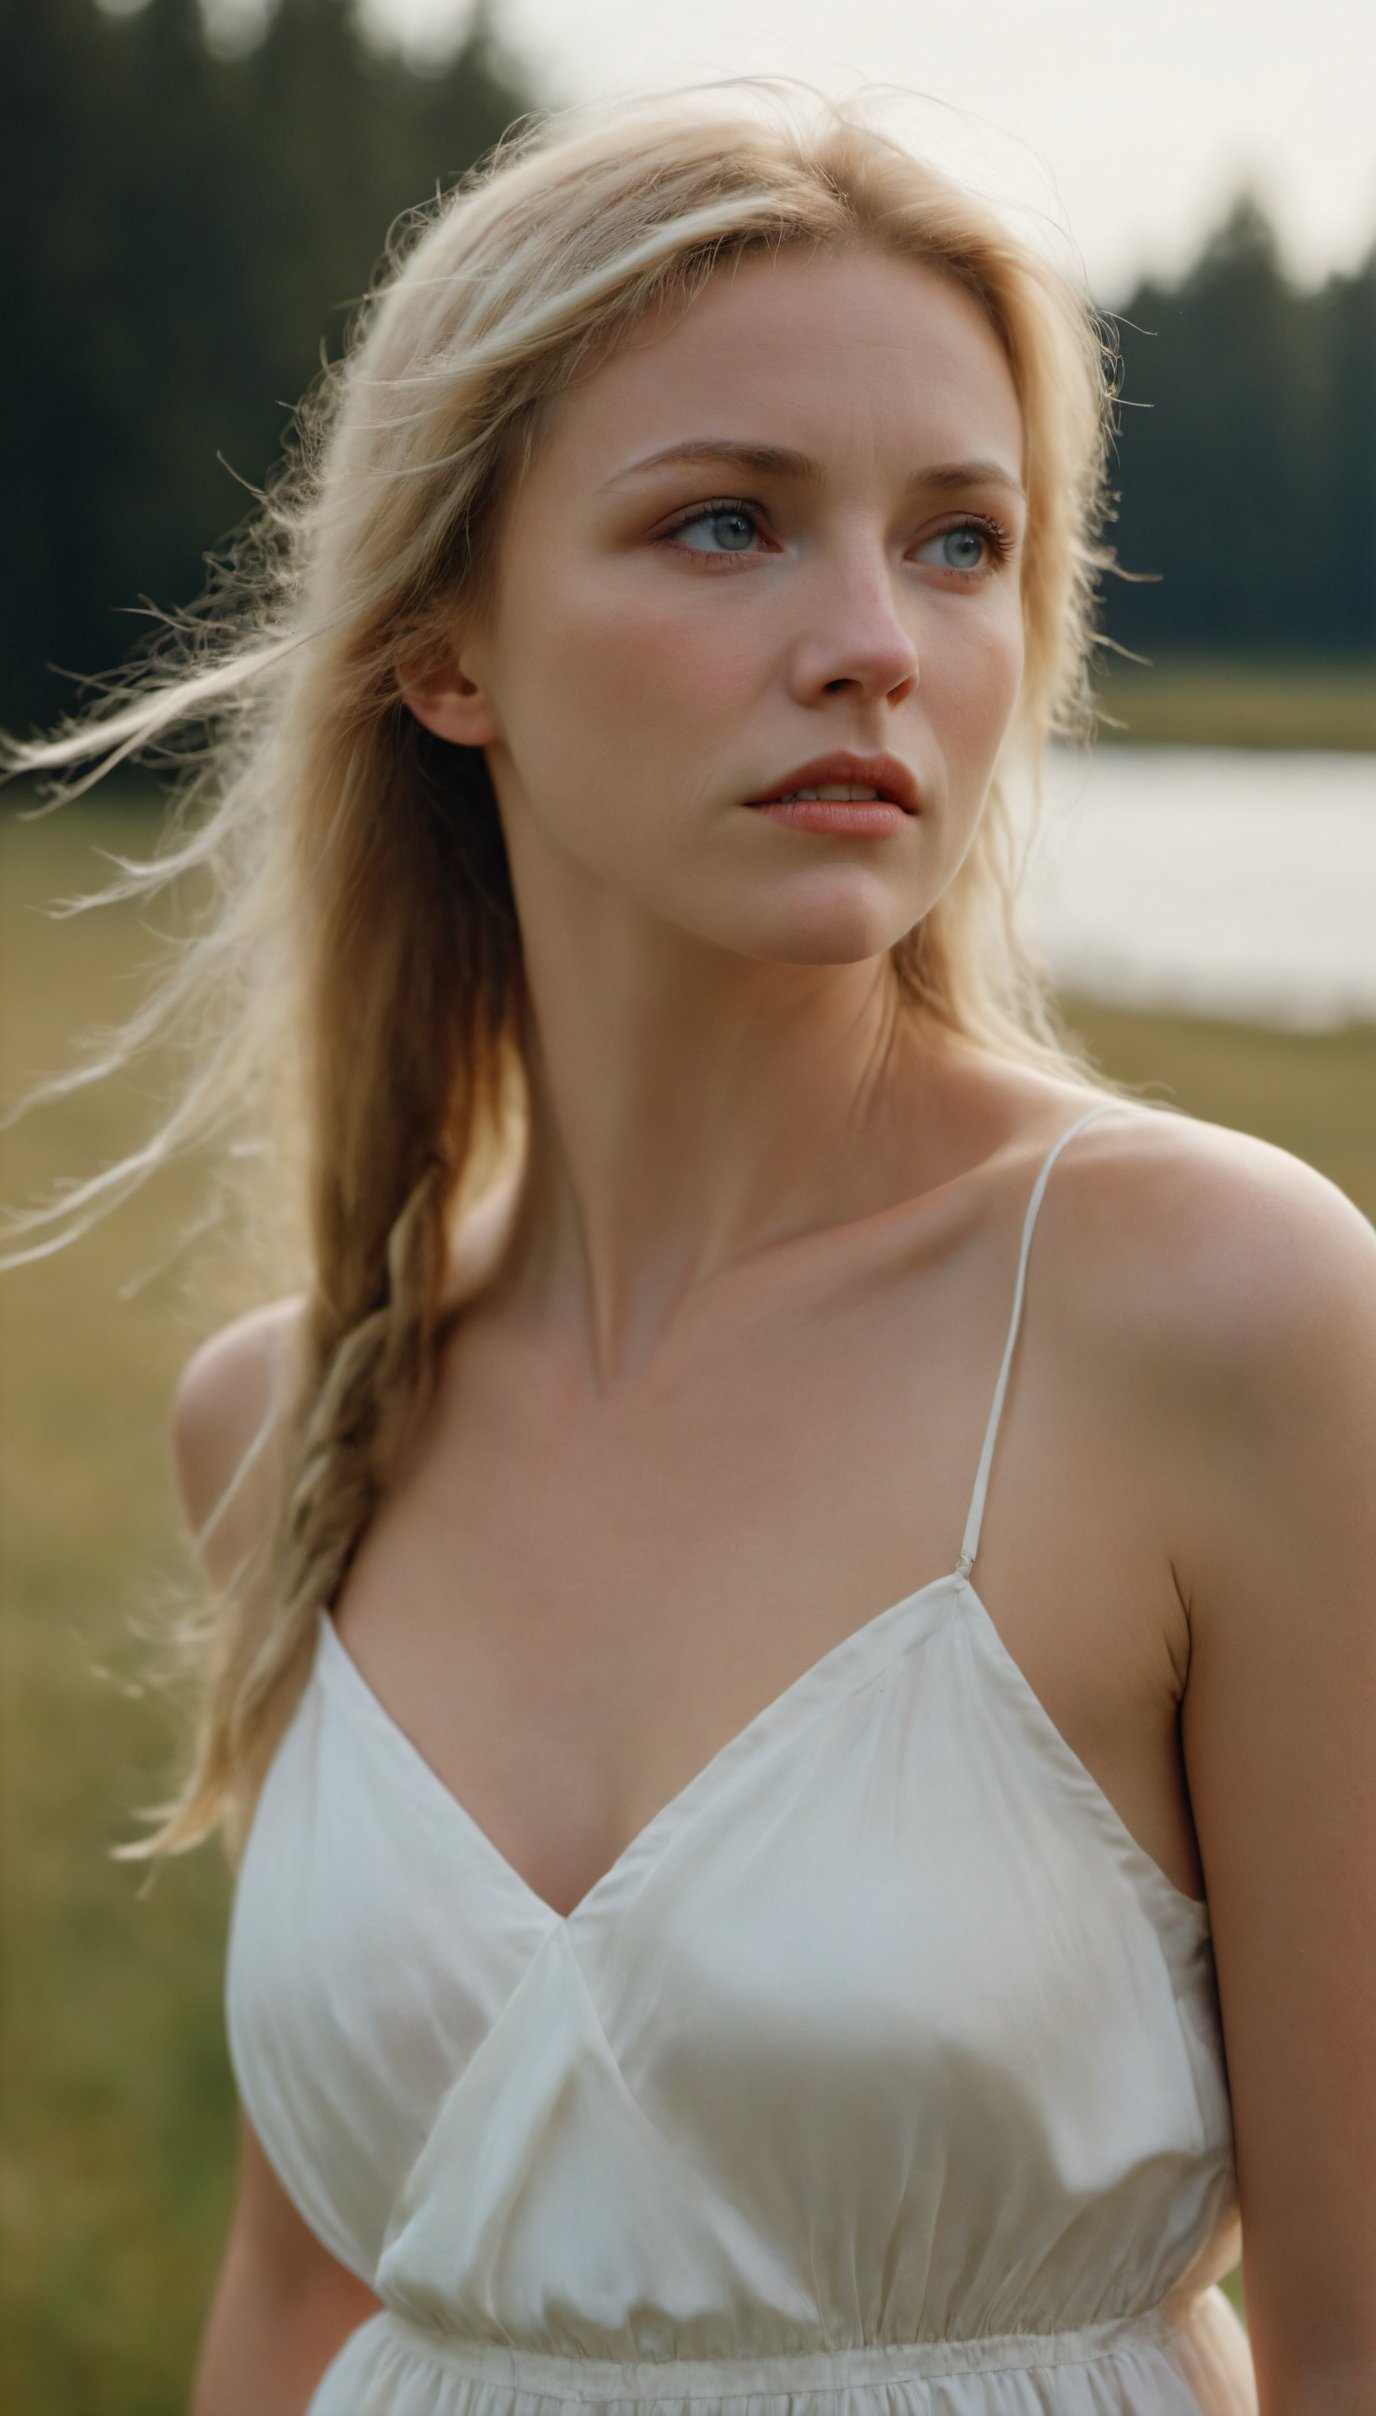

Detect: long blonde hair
[1, 79, 1136, 1871]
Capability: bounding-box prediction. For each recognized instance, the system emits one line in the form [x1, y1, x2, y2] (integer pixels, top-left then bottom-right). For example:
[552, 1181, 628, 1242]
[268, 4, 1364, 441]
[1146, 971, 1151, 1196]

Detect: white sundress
[224, 1100, 1257, 2415]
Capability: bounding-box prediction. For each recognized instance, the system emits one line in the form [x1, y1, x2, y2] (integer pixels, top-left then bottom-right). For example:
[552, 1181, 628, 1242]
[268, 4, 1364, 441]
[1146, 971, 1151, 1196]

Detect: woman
[5, 81, 1373, 2416]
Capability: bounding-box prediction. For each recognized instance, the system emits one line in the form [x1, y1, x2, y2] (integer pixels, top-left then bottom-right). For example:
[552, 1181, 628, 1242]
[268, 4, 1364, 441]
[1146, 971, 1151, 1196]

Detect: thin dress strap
[955, 1102, 1127, 1580]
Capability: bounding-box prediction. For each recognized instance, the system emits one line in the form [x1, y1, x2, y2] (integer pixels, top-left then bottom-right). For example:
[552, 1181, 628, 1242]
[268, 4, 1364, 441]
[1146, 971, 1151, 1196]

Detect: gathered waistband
[374, 2298, 1198, 2399]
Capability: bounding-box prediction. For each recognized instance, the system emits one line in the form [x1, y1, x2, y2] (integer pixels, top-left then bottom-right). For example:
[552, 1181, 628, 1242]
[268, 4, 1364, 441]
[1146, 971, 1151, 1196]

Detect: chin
[725, 899, 914, 969]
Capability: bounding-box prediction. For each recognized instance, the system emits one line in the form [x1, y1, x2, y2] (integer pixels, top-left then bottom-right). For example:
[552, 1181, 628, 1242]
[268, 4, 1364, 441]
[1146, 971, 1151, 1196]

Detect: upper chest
[329, 1183, 1202, 1917]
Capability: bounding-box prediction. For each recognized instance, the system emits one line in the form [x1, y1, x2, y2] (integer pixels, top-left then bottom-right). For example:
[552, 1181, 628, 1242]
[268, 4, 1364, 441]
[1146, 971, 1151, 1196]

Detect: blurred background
[1, 1, 1373, 2404]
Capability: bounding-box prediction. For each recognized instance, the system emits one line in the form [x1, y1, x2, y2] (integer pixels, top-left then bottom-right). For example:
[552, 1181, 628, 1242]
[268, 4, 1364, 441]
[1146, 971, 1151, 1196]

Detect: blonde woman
[5, 81, 1373, 2416]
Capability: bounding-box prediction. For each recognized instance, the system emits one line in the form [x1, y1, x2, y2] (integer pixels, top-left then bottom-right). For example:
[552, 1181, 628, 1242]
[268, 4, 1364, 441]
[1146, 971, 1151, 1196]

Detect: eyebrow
[601, 438, 1026, 502]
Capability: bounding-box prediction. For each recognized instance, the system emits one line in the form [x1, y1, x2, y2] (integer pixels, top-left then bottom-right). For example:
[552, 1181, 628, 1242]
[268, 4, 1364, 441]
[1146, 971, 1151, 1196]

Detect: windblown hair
[0, 78, 1138, 1871]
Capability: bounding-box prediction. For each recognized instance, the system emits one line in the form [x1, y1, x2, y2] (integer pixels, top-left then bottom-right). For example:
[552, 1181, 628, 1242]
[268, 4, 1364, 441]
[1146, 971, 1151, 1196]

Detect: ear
[397, 631, 500, 749]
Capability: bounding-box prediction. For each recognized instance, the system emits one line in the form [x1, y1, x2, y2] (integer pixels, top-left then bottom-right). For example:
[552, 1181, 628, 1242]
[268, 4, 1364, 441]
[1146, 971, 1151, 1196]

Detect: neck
[491, 929, 974, 1390]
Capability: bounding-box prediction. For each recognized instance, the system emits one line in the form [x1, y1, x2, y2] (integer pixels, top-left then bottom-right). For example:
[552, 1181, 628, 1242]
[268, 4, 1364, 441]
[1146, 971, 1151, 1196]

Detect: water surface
[1023, 747, 1376, 1030]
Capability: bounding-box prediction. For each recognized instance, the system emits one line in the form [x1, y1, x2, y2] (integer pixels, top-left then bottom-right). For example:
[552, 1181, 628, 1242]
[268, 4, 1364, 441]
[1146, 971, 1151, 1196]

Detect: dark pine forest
[5, 0, 1374, 736]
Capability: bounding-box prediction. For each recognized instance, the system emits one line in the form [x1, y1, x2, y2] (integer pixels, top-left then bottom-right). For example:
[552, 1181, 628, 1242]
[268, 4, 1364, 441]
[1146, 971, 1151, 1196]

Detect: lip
[743, 750, 921, 815]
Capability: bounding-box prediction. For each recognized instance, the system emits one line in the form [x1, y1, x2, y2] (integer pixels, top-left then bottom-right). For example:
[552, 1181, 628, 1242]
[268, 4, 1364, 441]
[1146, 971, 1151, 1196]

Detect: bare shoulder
[170, 1293, 311, 1591]
[1025, 1097, 1376, 1681]
[167, 1167, 517, 1590]
[1035, 1097, 1376, 1397]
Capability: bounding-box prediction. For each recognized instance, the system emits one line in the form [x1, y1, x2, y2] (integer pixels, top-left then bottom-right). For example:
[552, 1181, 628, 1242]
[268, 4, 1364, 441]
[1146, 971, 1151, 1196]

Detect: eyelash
[659, 496, 1016, 574]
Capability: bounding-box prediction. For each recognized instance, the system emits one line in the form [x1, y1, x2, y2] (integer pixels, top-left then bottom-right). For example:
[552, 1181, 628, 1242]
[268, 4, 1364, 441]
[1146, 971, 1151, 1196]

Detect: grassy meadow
[1090, 651, 1376, 752]
[3, 786, 1374, 2410]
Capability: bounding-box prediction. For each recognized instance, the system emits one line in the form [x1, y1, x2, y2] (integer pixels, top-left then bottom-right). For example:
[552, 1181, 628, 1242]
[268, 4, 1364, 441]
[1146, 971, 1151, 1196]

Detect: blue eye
[665, 503, 762, 555]
[935, 526, 987, 572]
[915, 521, 1012, 574]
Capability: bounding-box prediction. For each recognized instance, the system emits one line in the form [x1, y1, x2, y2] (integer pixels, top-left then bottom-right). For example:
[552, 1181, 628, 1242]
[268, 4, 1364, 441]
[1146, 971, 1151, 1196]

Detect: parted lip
[744, 750, 921, 814]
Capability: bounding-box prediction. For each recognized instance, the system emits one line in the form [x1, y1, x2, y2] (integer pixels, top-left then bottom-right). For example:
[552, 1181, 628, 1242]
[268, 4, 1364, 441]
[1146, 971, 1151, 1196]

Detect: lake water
[1021, 747, 1375, 1031]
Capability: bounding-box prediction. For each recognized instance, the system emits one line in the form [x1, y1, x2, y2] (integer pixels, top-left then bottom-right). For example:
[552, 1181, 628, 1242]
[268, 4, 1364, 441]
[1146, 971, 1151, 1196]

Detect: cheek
[490, 569, 758, 886]
[510, 575, 758, 785]
[581, 583, 755, 719]
[928, 599, 1024, 745]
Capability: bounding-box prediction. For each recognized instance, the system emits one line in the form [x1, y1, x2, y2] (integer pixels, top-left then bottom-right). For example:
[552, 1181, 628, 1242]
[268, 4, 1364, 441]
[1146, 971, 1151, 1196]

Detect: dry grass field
[1090, 653, 1376, 752]
[3, 789, 1372, 2410]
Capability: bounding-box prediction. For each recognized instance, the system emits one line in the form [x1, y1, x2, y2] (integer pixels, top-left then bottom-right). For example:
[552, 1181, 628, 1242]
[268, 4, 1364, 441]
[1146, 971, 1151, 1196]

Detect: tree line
[4, 0, 1373, 736]
[1107, 193, 1373, 663]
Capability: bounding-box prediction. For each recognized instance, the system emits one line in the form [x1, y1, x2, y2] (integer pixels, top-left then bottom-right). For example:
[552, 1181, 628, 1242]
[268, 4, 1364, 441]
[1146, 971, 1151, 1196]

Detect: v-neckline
[314, 1571, 966, 1935]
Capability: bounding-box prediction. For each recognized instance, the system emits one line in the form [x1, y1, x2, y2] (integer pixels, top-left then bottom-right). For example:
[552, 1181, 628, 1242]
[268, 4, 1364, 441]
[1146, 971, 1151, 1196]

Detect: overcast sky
[354, 0, 1375, 304]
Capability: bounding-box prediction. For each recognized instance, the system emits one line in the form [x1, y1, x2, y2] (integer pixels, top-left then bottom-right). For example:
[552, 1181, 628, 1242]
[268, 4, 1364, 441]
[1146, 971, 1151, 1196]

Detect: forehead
[541, 244, 1024, 485]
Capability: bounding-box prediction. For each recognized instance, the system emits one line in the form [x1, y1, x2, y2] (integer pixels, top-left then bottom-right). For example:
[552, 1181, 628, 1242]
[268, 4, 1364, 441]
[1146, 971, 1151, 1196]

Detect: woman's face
[414, 241, 1027, 971]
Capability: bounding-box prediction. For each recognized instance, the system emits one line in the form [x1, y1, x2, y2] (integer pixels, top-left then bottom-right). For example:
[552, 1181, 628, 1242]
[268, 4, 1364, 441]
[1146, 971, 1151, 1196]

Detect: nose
[787, 546, 919, 708]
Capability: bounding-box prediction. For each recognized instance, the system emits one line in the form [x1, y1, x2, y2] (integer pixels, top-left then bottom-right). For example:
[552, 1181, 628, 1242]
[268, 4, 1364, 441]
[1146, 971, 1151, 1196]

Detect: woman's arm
[1156, 1134, 1376, 2407]
[171, 1304, 384, 2410]
[189, 2110, 383, 2416]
